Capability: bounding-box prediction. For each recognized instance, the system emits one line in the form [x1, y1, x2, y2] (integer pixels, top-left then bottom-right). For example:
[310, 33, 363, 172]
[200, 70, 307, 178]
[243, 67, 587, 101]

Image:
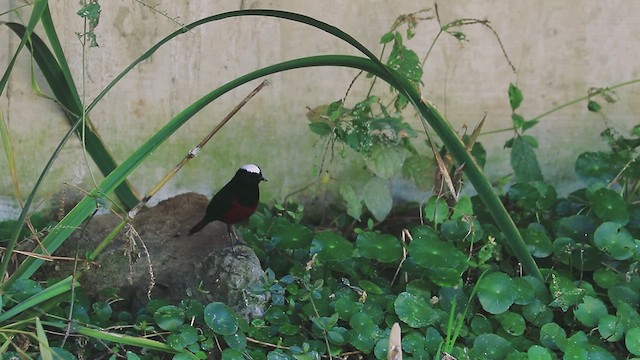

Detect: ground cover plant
[0, 2, 639, 359]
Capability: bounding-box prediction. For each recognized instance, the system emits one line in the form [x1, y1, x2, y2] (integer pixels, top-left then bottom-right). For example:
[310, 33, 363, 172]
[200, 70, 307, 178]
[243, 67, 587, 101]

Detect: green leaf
[363, 177, 393, 221]
[451, 196, 473, 220]
[593, 268, 620, 289]
[308, 122, 332, 136]
[575, 151, 624, 184]
[380, 31, 395, 44]
[495, 311, 525, 336]
[358, 280, 383, 295]
[588, 188, 629, 225]
[271, 218, 314, 250]
[574, 296, 608, 327]
[593, 222, 635, 260]
[598, 315, 625, 342]
[154, 305, 185, 332]
[222, 348, 245, 360]
[523, 299, 553, 327]
[387, 32, 423, 84]
[356, 232, 402, 263]
[364, 145, 406, 179]
[339, 183, 362, 220]
[609, 285, 640, 310]
[408, 226, 468, 287]
[626, 327, 640, 355]
[312, 231, 353, 261]
[423, 196, 449, 225]
[394, 292, 440, 328]
[555, 215, 596, 242]
[166, 325, 198, 350]
[402, 154, 435, 191]
[510, 136, 543, 182]
[473, 333, 513, 359]
[512, 277, 535, 305]
[511, 113, 525, 129]
[508, 83, 523, 111]
[549, 275, 585, 311]
[539, 322, 567, 350]
[204, 302, 238, 336]
[224, 331, 247, 350]
[523, 223, 553, 258]
[522, 119, 539, 132]
[477, 272, 515, 314]
[588, 100, 602, 112]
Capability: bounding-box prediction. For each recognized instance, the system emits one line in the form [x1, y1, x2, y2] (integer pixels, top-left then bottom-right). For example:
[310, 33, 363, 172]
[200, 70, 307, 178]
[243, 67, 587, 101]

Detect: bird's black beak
[261, 176, 267, 182]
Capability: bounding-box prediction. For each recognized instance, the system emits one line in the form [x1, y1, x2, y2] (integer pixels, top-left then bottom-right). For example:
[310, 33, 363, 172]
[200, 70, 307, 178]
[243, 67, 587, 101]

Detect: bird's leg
[226, 224, 239, 255]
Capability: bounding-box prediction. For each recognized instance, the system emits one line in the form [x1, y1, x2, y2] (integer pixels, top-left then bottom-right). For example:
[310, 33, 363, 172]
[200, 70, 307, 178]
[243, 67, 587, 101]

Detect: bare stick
[128, 79, 270, 219]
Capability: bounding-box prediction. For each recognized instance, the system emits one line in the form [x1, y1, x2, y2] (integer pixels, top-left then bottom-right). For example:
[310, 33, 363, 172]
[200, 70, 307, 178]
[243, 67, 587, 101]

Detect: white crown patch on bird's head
[241, 164, 262, 174]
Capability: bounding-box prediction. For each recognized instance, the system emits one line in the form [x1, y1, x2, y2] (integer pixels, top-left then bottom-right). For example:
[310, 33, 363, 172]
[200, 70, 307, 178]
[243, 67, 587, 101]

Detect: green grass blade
[0, 276, 74, 323]
[0, 0, 48, 96]
[3, 22, 140, 209]
[1, 9, 540, 281]
[42, 321, 179, 355]
[0, 109, 22, 201]
[35, 317, 53, 360]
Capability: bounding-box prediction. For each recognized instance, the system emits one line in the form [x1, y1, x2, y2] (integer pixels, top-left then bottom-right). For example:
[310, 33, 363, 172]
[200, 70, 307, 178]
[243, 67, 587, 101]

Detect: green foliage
[1, 2, 639, 360]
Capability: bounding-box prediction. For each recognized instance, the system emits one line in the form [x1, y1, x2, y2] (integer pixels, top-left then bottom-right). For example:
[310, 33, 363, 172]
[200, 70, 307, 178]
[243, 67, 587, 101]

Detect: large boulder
[42, 192, 267, 320]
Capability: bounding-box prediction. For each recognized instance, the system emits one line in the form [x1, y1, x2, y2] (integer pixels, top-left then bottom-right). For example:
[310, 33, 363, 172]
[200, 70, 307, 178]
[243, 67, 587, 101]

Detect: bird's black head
[236, 164, 267, 185]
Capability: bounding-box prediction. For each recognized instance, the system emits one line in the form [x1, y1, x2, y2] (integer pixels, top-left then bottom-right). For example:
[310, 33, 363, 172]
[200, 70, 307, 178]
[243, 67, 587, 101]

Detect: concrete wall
[1, 1, 638, 219]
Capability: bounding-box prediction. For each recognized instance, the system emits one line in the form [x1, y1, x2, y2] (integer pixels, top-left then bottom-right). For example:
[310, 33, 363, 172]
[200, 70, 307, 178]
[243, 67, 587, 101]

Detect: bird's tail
[188, 218, 208, 235]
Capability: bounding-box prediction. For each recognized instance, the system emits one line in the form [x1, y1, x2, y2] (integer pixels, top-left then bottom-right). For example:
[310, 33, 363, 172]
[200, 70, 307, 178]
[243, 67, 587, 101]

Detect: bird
[189, 164, 266, 248]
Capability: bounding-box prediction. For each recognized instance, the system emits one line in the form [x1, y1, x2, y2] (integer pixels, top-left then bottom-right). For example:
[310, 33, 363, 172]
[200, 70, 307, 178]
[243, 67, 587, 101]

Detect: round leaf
[575, 151, 621, 184]
[340, 183, 362, 220]
[221, 348, 245, 360]
[364, 145, 406, 179]
[473, 333, 513, 359]
[539, 322, 566, 350]
[609, 285, 640, 310]
[512, 277, 535, 305]
[423, 196, 449, 225]
[598, 315, 625, 342]
[204, 302, 238, 335]
[153, 305, 184, 332]
[356, 231, 402, 263]
[471, 315, 493, 335]
[166, 325, 198, 350]
[363, 176, 393, 221]
[394, 292, 440, 328]
[555, 215, 595, 242]
[401, 331, 426, 353]
[594, 222, 635, 260]
[527, 345, 552, 360]
[271, 218, 314, 250]
[574, 296, 607, 327]
[588, 188, 629, 225]
[224, 331, 247, 350]
[408, 227, 468, 287]
[523, 223, 553, 258]
[312, 231, 353, 261]
[477, 272, 515, 314]
[495, 311, 525, 336]
[593, 268, 620, 289]
[627, 327, 640, 356]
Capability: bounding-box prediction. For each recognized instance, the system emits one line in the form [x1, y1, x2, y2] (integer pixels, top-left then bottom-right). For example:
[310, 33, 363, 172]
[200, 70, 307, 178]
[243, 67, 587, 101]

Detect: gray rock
[44, 192, 267, 320]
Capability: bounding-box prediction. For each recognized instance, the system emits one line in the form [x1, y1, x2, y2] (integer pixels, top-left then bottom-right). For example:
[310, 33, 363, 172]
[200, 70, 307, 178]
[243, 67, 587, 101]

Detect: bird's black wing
[204, 182, 234, 222]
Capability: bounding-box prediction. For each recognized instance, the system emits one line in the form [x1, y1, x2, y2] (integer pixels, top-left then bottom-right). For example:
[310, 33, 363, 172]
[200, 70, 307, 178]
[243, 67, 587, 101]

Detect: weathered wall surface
[1, 1, 638, 219]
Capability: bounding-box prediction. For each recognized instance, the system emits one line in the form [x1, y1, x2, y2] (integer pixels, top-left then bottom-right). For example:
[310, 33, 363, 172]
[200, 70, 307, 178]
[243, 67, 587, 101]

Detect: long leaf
[0, 0, 52, 287]
[0, 276, 74, 322]
[42, 321, 180, 355]
[3, 21, 140, 209]
[1, 9, 540, 284]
